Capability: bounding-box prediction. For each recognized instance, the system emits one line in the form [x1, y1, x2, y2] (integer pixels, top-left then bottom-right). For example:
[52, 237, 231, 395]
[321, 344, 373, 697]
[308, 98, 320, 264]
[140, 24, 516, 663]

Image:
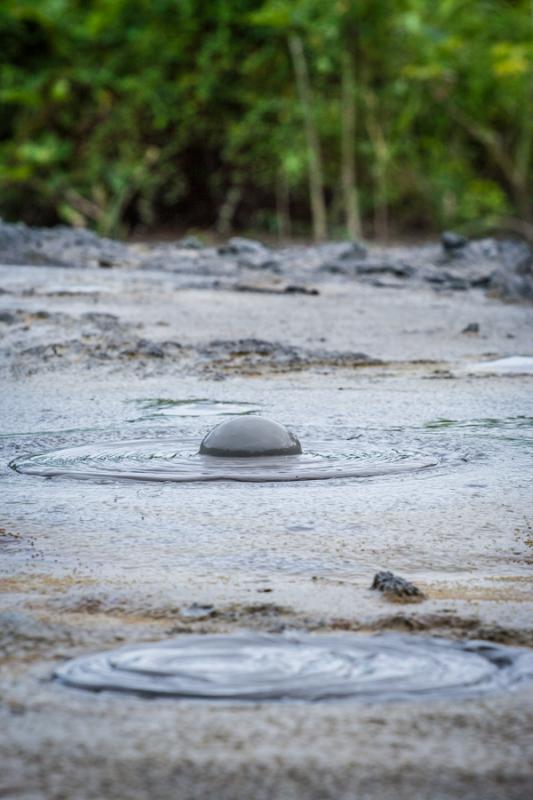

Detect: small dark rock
[321, 256, 412, 279]
[137, 340, 165, 359]
[354, 259, 414, 278]
[338, 241, 368, 260]
[284, 285, 319, 295]
[370, 571, 426, 601]
[235, 283, 318, 296]
[462, 322, 480, 334]
[441, 231, 468, 252]
[469, 274, 492, 289]
[426, 271, 469, 291]
[218, 237, 268, 256]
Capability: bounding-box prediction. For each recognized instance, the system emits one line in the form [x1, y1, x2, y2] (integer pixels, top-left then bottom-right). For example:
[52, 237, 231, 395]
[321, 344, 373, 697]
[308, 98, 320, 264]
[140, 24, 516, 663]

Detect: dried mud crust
[0, 308, 184, 374]
[0, 306, 380, 376]
[3, 593, 533, 671]
[1, 221, 532, 298]
[197, 338, 380, 376]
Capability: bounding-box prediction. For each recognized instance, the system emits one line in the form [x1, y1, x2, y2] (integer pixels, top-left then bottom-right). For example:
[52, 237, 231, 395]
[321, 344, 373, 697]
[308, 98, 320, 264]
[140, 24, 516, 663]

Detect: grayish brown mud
[1, 223, 533, 799]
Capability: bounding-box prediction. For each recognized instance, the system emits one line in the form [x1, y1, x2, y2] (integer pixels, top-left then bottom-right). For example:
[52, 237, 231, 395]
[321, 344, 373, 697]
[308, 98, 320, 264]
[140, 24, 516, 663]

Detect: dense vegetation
[1, 0, 532, 240]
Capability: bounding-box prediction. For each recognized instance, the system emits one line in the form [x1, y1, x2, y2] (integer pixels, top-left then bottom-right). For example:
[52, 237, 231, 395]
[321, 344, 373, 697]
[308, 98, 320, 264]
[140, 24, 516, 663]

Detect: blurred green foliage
[0, 0, 532, 239]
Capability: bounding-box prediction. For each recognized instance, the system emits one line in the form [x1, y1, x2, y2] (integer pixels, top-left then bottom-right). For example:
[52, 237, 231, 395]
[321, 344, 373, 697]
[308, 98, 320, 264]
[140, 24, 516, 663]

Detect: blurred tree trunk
[340, 49, 362, 239]
[288, 33, 327, 241]
[363, 88, 390, 242]
[217, 183, 242, 236]
[276, 169, 292, 241]
[516, 0, 533, 219]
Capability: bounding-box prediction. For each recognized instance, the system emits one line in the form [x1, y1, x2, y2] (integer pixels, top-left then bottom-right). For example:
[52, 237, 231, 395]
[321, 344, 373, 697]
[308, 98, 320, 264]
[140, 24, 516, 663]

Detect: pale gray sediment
[1, 223, 533, 799]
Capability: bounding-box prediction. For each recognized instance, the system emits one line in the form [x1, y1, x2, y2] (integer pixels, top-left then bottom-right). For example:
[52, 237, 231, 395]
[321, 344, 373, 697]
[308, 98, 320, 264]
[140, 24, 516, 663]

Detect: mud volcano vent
[10, 414, 442, 483]
[54, 632, 533, 702]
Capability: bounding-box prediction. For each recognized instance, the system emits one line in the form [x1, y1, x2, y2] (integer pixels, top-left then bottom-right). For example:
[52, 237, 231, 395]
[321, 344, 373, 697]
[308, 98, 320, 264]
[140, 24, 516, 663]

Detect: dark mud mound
[0, 220, 130, 267]
[2, 220, 532, 299]
[198, 338, 379, 375]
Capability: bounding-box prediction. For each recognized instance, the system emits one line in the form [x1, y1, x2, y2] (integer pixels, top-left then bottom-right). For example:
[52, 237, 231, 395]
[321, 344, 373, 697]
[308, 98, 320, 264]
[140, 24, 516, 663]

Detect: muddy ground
[1, 222, 533, 799]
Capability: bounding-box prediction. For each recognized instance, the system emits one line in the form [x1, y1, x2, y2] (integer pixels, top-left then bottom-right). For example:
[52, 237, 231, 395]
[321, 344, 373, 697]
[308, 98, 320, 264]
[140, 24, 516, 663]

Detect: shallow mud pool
[1, 226, 533, 800]
[10, 431, 439, 482]
[55, 632, 533, 702]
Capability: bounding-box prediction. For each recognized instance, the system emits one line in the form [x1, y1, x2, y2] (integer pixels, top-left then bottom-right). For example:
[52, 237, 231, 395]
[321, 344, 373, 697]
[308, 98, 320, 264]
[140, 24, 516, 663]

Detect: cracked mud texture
[1, 221, 533, 799]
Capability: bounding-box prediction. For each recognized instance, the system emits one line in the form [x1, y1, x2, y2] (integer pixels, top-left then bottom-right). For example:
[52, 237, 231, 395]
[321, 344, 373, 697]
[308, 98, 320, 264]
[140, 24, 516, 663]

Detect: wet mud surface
[1, 222, 533, 799]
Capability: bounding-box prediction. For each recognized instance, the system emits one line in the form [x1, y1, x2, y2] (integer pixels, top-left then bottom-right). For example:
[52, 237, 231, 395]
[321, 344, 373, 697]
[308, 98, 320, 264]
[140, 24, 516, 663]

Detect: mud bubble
[199, 416, 302, 457]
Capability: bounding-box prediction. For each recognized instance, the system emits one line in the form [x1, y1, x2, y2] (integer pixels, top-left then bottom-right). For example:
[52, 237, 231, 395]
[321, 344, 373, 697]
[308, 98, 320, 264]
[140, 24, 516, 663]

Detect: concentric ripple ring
[10, 437, 438, 483]
[54, 632, 533, 702]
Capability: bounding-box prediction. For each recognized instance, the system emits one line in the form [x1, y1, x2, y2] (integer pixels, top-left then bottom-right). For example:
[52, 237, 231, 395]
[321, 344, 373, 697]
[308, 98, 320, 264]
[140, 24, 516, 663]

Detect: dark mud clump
[0, 220, 132, 268]
[235, 283, 319, 296]
[489, 240, 533, 300]
[438, 235, 533, 299]
[371, 571, 426, 602]
[461, 322, 480, 334]
[18, 336, 183, 371]
[199, 338, 379, 375]
[321, 256, 414, 280]
[1, 220, 532, 299]
[319, 234, 533, 299]
[1, 308, 184, 375]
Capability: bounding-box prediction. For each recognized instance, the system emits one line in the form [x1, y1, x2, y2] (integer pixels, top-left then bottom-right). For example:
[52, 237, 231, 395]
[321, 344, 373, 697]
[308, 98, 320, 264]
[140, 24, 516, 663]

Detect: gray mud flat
[1, 225, 533, 799]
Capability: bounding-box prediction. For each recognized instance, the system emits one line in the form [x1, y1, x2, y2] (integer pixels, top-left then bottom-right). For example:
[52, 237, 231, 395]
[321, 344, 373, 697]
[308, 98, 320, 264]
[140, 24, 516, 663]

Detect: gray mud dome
[1, 223, 533, 800]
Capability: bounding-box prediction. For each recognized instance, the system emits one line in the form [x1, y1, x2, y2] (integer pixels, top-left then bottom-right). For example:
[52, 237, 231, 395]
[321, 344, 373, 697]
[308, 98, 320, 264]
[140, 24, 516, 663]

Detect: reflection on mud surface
[129, 398, 260, 421]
